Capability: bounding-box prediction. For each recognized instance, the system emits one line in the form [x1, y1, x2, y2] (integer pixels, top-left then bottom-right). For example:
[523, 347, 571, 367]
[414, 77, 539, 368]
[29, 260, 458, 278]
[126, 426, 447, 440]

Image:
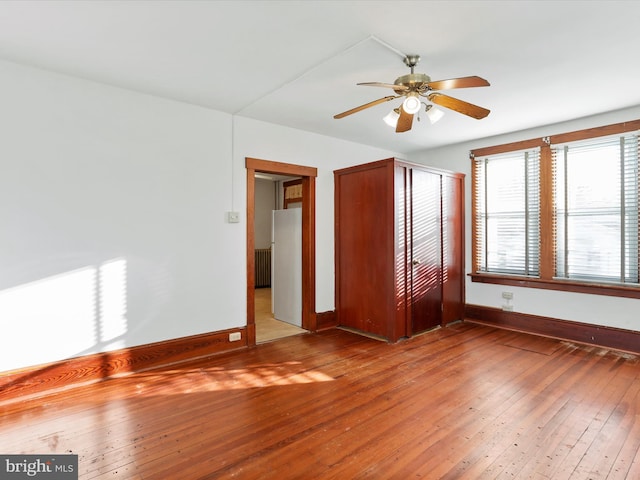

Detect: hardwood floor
[1, 322, 639, 479]
[255, 287, 306, 343]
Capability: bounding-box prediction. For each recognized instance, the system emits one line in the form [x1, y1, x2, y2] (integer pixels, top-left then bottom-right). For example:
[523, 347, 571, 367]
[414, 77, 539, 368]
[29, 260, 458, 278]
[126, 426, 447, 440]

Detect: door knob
[412, 259, 421, 266]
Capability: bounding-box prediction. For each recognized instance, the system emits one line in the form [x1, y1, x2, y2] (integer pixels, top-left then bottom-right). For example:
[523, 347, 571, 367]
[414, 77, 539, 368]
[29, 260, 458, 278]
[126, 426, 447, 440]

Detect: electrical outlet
[229, 332, 242, 342]
[502, 291, 514, 300]
[502, 304, 514, 312]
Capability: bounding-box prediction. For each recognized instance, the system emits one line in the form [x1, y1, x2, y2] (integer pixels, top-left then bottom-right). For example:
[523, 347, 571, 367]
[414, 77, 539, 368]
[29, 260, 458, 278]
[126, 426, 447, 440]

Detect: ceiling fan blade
[396, 107, 414, 133]
[333, 96, 399, 119]
[427, 92, 490, 119]
[357, 82, 409, 92]
[426, 76, 490, 91]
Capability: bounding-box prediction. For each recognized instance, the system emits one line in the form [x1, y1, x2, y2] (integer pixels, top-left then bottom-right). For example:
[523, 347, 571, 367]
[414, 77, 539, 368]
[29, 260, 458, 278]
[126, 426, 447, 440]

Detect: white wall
[408, 105, 640, 332]
[0, 59, 247, 372]
[0, 59, 401, 372]
[254, 178, 276, 249]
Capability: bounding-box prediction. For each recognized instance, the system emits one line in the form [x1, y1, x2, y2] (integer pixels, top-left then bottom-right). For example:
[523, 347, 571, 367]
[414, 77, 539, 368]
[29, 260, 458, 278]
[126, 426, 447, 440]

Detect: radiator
[255, 248, 271, 287]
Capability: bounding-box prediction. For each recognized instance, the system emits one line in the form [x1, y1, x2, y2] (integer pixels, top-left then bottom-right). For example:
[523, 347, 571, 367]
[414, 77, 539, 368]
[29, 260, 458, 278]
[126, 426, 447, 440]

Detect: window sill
[469, 273, 640, 299]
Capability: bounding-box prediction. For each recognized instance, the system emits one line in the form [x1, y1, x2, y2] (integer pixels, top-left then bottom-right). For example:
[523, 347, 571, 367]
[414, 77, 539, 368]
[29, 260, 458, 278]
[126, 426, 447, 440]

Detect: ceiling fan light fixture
[383, 107, 400, 127]
[425, 104, 445, 124]
[402, 94, 421, 114]
[333, 53, 490, 133]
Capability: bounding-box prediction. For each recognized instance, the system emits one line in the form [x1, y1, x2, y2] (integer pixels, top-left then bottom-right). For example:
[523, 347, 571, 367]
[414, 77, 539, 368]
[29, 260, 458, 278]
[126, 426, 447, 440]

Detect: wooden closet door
[442, 174, 465, 324]
[410, 168, 442, 333]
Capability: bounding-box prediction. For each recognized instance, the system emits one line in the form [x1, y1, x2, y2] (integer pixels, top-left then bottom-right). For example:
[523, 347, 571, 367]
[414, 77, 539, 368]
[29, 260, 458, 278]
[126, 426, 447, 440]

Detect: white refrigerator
[271, 208, 302, 327]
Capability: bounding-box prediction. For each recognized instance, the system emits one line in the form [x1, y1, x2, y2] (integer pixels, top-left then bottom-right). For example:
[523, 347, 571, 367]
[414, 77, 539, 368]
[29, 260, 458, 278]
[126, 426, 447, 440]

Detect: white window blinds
[553, 133, 640, 284]
[473, 148, 541, 276]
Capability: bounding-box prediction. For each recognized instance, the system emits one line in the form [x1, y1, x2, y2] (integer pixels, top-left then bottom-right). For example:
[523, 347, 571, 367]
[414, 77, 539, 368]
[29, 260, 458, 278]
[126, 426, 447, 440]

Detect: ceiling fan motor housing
[394, 73, 431, 93]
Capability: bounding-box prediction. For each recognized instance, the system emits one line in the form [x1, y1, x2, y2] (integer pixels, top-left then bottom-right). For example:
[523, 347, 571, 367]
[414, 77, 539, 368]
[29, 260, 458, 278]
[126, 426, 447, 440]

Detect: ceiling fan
[334, 55, 490, 133]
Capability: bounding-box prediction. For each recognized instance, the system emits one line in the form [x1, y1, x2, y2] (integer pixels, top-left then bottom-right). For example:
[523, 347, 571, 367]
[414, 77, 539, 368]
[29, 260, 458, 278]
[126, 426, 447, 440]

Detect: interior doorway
[245, 158, 317, 346]
[255, 175, 304, 342]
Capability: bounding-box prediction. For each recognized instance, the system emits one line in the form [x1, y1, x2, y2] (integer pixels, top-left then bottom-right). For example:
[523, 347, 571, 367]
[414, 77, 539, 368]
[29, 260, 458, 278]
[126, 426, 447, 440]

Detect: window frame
[470, 119, 640, 299]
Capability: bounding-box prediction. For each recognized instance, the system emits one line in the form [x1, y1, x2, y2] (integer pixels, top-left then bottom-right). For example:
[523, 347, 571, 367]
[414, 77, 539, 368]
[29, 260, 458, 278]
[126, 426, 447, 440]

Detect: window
[474, 148, 540, 276]
[471, 119, 640, 298]
[554, 134, 639, 284]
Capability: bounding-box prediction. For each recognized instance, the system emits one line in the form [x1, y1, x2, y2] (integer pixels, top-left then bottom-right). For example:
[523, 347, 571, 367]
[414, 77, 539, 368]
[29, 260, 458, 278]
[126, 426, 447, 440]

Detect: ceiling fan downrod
[403, 55, 420, 74]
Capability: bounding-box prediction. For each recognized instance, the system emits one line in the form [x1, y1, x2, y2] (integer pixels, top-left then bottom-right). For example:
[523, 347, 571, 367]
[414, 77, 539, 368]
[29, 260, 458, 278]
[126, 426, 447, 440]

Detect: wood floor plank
[226, 333, 512, 479]
[1, 323, 638, 480]
[385, 343, 584, 478]
[568, 366, 640, 479]
[606, 379, 640, 479]
[472, 348, 619, 479]
[322, 331, 530, 479]
[548, 352, 640, 480]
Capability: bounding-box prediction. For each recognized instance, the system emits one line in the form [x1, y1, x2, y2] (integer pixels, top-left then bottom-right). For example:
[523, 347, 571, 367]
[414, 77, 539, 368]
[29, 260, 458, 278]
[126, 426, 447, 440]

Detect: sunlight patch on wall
[98, 258, 127, 350]
[0, 258, 128, 372]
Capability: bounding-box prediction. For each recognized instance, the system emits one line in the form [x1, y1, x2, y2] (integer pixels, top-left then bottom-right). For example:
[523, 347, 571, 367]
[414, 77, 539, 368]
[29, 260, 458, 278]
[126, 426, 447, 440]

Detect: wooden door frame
[246, 157, 317, 346]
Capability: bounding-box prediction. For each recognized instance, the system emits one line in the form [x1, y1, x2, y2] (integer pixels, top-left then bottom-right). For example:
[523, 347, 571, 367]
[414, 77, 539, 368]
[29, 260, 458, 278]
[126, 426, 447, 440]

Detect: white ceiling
[0, 0, 639, 154]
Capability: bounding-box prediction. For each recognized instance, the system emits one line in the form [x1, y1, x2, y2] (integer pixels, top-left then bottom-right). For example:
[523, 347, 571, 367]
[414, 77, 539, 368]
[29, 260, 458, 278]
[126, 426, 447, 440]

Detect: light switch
[227, 211, 240, 223]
